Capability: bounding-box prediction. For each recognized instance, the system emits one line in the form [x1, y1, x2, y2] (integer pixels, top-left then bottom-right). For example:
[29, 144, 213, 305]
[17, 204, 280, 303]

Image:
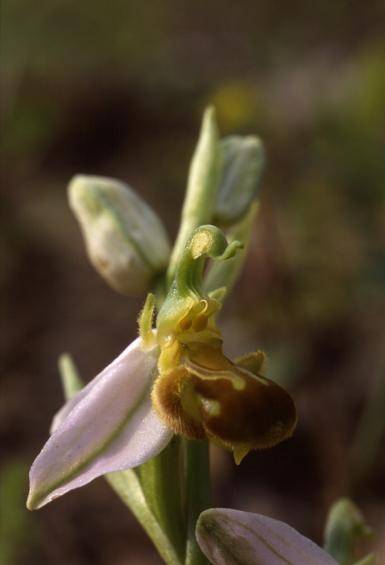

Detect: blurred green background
[2, 1, 385, 563]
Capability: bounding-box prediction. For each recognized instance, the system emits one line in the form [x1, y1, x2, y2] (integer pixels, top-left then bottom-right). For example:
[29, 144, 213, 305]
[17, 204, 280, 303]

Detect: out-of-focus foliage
[0, 461, 35, 565]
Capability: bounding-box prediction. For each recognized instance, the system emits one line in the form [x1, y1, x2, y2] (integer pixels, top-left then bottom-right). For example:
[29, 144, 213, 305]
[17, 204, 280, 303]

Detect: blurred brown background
[1, 1, 385, 563]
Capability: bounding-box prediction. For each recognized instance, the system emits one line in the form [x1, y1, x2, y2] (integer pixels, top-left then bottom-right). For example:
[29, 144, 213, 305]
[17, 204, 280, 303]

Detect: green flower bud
[214, 135, 264, 226]
[68, 175, 171, 295]
[324, 498, 373, 565]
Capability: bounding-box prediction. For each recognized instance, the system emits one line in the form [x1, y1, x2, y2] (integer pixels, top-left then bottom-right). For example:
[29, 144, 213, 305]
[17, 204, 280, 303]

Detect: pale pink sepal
[196, 508, 337, 565]
[28, 337, 172, 510]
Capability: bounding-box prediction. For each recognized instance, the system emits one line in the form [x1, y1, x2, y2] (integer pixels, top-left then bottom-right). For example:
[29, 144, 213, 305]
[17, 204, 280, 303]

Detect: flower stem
[183, 440, 211, 565]
[139, 437, 186, 562]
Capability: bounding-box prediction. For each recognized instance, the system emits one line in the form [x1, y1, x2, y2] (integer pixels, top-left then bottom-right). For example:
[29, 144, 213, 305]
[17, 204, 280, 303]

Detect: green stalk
[183, 440, 211, 565]
[139, 437, 186, 562]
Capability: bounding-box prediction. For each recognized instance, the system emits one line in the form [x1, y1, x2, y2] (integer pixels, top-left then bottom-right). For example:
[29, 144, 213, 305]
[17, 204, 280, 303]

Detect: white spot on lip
[200, 398, 221, 417]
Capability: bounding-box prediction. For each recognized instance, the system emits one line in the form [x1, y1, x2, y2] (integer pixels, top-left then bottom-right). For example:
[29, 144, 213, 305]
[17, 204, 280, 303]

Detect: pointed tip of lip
[233, 445, 250, 465]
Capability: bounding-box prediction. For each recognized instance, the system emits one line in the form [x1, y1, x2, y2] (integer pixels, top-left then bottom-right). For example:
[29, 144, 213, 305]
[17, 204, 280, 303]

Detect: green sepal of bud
[324, 498, 373, 565]
[214, 135, 264, 226]
[68, 175, 171, 296]
[157, 225, 242, 341]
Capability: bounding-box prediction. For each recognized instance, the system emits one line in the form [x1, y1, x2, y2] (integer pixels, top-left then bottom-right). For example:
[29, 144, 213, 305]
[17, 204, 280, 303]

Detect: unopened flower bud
[68, 175, 171, 295]
[214, 135, 264, 226]
[196, 508, 337, 564]
[324, 498, 373, 565]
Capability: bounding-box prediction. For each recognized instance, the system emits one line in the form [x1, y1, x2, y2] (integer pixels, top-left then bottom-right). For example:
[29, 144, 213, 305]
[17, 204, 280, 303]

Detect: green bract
[167, 107, 221, 284]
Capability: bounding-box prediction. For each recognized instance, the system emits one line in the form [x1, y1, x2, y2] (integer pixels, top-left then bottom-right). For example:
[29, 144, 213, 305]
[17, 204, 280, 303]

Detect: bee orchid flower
[28, 225, 296, 510]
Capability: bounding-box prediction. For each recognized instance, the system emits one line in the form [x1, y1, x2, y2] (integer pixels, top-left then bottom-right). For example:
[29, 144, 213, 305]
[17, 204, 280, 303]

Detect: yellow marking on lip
[185, 358, 246, 391]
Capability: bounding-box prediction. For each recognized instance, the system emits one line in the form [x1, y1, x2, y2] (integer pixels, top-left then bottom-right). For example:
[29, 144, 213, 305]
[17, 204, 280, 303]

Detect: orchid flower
[27, 224, 296, 511]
